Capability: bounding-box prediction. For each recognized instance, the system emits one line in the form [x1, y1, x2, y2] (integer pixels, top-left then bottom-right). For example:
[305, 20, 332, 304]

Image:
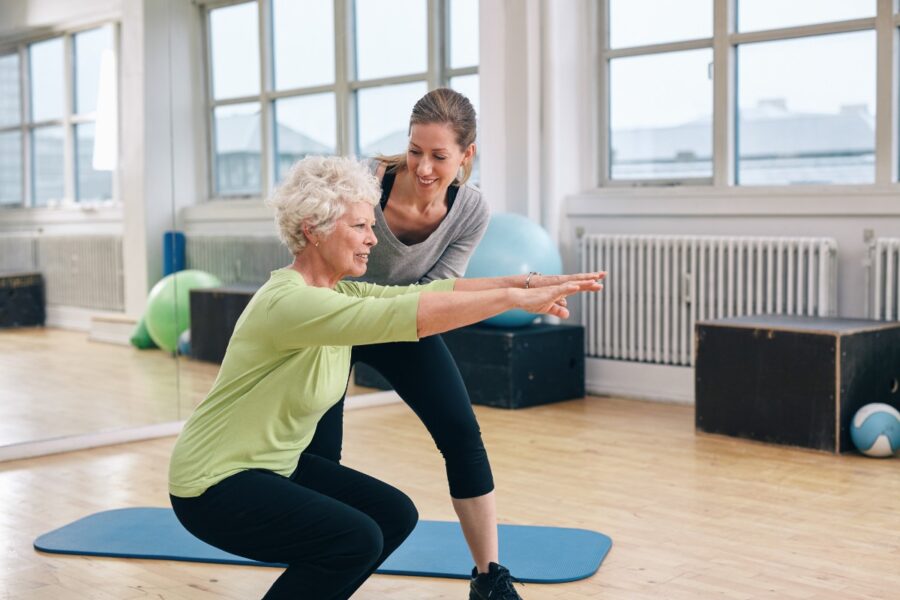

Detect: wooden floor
[0, 327, 379, 448]
[0, 328, 218, 446]
[2, 395, 899, 599]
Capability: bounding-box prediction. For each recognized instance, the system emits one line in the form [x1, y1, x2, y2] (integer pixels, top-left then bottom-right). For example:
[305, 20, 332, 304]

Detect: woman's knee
[314, 515, 384, 575]
[393, 489, 419, 540]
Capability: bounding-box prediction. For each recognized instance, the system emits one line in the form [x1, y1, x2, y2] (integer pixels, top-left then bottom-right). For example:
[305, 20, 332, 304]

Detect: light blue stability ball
[849, 403, 900, 458]
[465, 213, 563, 327]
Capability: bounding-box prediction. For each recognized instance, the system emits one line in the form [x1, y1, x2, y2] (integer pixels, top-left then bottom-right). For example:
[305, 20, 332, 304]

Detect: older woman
[168, 155, 603, 600]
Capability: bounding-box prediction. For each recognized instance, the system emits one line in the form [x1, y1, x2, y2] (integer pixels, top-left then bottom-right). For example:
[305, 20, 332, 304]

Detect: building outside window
[602, 0, 893, 187]
[205, 0, 479, 199]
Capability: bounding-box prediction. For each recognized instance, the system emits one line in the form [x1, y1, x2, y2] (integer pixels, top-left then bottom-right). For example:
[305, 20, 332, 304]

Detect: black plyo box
[189, 285, 258, 363]
[0, 272, 45, 328]
[695, 315, 900, 453]
[356, 323, 585, 409]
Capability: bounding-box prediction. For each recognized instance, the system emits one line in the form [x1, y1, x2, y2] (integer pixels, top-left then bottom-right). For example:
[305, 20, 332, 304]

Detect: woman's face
[317, 201, 378, 279]
[406, 122, 474, 199]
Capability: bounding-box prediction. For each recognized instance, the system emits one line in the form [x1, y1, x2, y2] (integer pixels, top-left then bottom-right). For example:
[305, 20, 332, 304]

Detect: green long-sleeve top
[169, 268, 454, 498]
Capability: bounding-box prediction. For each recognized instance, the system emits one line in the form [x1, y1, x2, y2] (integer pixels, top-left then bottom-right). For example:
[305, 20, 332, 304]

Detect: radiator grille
[37, 236, 124, 310]
[869, 237, 900, 321]
[581, 234, 838, 366]
[186, 235, 291, 285]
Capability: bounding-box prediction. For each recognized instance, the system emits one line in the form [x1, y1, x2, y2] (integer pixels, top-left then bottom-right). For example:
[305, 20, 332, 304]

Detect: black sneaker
[469, 562, 523, 599]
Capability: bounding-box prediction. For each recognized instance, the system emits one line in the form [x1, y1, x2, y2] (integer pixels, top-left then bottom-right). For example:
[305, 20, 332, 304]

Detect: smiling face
[406, 122, 475, 201]
[316, 201, 378, 279]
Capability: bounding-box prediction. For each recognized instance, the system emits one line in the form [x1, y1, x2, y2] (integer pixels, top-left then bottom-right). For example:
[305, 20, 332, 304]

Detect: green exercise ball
[144, 270, 221, 354]
[129, 315, 157, 350]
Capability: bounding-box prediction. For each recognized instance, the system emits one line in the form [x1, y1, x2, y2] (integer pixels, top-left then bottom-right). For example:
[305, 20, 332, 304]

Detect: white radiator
[0, 234, 38, 272]
[186, 235, 291, 284]
[868, 237, 900, 321]
[37, 235, 124, 310]
[581, 234, 838, 366]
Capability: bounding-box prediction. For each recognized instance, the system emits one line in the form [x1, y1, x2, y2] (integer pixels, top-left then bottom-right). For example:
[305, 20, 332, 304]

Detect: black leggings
[171, 453, 417, 600]
[306, 335, 495, 499]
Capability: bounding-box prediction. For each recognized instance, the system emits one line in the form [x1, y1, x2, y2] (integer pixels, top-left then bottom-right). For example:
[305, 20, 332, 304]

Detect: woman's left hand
[529, 271, 606, 289]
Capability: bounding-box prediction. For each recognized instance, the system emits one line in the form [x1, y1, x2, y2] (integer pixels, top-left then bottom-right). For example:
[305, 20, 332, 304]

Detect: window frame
[599, 0, 900, 189]
[201, 0, 478, 201]
[0, 21, 119, 208]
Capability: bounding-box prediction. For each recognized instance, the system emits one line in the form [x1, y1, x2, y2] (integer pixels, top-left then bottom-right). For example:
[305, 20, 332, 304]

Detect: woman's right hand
[511, 279, 604, 319]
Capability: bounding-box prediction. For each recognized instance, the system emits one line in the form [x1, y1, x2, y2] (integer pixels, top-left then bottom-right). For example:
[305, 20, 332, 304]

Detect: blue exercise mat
[34, 507, 611, 583]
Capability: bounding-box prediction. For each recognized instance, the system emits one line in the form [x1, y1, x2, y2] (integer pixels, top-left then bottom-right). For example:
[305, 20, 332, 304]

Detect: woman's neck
[290, 254, 340, 289]
[394, 168, 448, 214]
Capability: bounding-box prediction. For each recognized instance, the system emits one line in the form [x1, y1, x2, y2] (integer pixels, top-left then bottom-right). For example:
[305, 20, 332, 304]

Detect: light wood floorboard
[2, 395, 899, 599]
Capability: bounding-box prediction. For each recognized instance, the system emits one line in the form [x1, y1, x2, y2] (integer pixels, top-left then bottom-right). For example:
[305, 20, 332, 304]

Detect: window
[0, 53, 22, 206]
[204, 0, 479, 199]
[602, 0, 896, 187]
[737, 31, 875, 185]
[604, 0, 714, 184]
[0, 24, 117, 208]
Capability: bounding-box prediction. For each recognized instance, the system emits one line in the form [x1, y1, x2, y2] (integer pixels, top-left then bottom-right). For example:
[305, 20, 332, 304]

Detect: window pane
[31, 125, 65, 206]
[354, 0, 427, 80]
[210, 3, 260, 100]
[274, 93, 336, 182]
[273, 0, 334, 90]
[74, 25, 114, 114]
[610, 0, 712, 49]
[214, 102, 261, 196]
[737, 32, 875, 185]
[75, 123, 112, 201]
[29, 38, 65, 122]
[356, 81, 427, 156]
[450, 74, 479, 119]
[609, 49, 713, 180]
[450, 75, 480, 183]
[739, 0, 875, 33]
[0, 53, 21, 128]
[449, 0, 478, 69]
[0, 131, 22, 205]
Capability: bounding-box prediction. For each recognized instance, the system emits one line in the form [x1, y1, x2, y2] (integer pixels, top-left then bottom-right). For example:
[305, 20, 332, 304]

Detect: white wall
[0, 0, 120, 40]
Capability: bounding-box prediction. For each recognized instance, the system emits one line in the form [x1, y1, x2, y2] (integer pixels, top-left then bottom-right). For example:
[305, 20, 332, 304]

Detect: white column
[120, 0, 204, 317]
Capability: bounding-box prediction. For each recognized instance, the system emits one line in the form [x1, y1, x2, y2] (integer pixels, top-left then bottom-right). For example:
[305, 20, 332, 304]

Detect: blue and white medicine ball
[849, 403, 900, 458]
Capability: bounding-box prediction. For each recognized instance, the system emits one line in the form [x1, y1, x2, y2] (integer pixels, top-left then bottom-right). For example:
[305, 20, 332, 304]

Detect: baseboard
[89, 314, 137, 346]
[45, 305, 129, 333]
[345, 390, 403, 410]
[586, 358, 694, 404]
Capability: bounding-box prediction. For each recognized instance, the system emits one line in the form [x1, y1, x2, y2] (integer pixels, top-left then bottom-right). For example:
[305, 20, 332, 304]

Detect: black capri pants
[171, 453, 417, 600]
[306, 335, 495, 499]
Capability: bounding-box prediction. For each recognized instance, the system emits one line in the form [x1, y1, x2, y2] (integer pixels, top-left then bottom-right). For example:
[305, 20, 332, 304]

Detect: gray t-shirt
[353, 160, 490, 285]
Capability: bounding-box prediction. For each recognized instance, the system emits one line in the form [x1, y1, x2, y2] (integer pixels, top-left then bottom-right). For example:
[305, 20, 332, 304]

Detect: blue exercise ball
[850, 403, 900, 458]
[177, 329, 192, 357]
[466, 213, 563, 327]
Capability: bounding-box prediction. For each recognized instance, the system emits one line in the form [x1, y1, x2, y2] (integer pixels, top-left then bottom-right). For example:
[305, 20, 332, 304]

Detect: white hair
[267, 155, 381, 255]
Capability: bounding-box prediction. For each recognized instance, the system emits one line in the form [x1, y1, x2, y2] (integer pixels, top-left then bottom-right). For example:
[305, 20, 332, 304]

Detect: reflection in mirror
[0, 8, 182, 460]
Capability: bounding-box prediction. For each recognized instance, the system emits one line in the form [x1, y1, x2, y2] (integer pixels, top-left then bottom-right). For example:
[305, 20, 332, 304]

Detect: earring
[315, 241, 320, 248]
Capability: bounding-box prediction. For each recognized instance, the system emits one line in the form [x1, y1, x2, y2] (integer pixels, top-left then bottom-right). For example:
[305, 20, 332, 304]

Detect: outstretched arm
[453, 271, 606, 292]
[416, 278, 603, 338]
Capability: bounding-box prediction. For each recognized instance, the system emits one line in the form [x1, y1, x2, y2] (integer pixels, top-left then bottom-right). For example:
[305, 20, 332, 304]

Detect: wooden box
[0, 272, 45, 328]
[695, 315, 900, 453]
[356, 323, 586, 409]
[189, 285, 258, 363]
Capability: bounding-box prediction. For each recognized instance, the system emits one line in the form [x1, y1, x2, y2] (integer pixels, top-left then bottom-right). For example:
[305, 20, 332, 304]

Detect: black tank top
[380, 170, 460, 212]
